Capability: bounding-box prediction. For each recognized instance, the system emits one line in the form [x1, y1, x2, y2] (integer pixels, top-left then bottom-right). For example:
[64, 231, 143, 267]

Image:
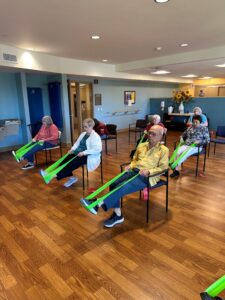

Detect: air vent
[3, 53, 17, 63]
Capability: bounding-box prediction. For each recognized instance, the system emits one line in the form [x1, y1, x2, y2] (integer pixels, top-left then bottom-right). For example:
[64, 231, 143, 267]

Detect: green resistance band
[43, 154, 78, 184]
[205, 275, 225, 297]
[13, 141, 43, 161]
[15, 141, 33, 155]
[86, 172, 140, 210]
[86, 170, 127, 200]
[169, 141, 183, 165]
[170, 143, 196, 170]
[44, 152, 70, 174]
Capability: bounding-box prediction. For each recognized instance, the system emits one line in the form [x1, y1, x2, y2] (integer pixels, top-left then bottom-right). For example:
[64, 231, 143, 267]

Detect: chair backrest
[216, 126, 225, 138]
[136, 119, 147, 128]
[106, 124, 117, 135]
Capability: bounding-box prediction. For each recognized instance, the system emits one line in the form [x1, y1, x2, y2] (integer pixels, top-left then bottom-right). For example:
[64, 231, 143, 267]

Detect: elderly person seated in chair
[170, 115, 210, 178]
[14, 115, 59, 170]
[187, 107, 208, 127]
[81, 125, 169, 228]
[130, 114, 166, 158]
[55, 118, 102, 187]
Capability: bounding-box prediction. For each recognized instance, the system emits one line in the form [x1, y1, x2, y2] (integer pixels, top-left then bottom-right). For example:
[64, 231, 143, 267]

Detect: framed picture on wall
[95, 93, 102, 105]
[124, 91, 136, 105]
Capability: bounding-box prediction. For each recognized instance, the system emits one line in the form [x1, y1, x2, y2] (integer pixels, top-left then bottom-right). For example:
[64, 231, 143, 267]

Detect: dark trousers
[23, 142, 56, 163]
[103, 170, 149, 210]
[56, 154, 87, 180]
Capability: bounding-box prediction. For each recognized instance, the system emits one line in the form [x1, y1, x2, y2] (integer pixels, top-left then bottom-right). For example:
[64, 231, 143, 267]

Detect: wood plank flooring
[0, 131, 225, 300]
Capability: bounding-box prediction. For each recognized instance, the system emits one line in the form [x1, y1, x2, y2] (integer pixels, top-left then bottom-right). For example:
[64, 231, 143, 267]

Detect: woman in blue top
[187, 107, 208, 127]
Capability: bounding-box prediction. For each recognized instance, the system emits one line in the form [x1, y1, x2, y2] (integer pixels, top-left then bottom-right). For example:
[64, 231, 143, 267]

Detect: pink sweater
[34, 124, 59, 145]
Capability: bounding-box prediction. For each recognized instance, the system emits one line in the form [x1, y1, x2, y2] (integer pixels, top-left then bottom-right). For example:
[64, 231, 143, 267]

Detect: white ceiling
[1, 0, 225, 80]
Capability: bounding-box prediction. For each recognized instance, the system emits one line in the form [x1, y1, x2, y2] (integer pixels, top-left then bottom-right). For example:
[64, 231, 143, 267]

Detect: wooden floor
[0, 131, 225, 300]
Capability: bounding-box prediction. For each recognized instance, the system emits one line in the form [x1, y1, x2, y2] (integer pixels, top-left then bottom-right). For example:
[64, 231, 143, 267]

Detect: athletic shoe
[104, 212, 124, 228]
[64, 176, 78, 187]
[80, 198, 99, 215]
[21, 163, 34, 170]
[170, 170, 180, 178]
[39, 169, 47, 178]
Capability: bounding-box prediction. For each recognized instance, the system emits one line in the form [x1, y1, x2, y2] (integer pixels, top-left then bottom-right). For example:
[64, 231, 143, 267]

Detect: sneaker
[170, 170, 180, 178]
[21, 163, 34, 170]
[39, 169, 47, 178]
[104, 212, 124, 228]
[80, 198, 99, 215]
[64, 176, 78, 187]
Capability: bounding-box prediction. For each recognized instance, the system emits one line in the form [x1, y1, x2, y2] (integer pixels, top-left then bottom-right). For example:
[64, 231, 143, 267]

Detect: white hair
[153, 114, 161, 123]
[42, 115, 53, 126]
[193, 107, 202, 114]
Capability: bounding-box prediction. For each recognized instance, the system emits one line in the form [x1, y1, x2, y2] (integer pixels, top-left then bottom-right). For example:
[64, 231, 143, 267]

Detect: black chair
[101, 124, 117, 154]
[129, 119, 147, 143]
[208, 126, 225, 156]
[81, 153, 103, 190]
[173, 141, 208, 177]
[120, 163, 169, 223]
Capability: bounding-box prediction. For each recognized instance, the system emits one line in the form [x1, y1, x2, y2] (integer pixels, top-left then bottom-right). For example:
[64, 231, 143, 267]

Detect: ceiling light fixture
[102, 59, 108, 62]
[154, 46, 162, 51]
[91, 35, 100, 40]
[199, 76, 212, 80]
[181, 74, 197, 78]
[216, 63, 225, 67]
[180, 43, 188, 47]
[151, 70, 171, 75]
[154, 0, 170, 3]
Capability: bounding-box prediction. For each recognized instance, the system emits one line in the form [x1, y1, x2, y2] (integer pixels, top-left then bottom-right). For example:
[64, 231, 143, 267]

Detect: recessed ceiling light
[181, 74, 198, 78]
[155, 46, 162, 51]
[102, 59, 108, 62]
[216, 63, 225, 67]
[91, 35, 100, 40]
[154, 0, 170, 3]
[151, 70, 171, 75]
[27, 48, 34, 51]
[198, 76, 212, 79]
[180, 43, 188, 47]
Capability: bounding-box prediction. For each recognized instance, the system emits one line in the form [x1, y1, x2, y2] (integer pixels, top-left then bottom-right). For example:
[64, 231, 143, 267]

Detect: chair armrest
[149, 169, 169, 178]
[120, 162, 131, 168]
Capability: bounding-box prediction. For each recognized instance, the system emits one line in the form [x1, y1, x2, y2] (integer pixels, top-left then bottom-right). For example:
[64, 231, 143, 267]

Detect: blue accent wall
[150, 97, 225, 130]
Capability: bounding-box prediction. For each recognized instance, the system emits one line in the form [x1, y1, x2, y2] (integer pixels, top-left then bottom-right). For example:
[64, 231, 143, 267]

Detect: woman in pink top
[21, 116, 59, 170]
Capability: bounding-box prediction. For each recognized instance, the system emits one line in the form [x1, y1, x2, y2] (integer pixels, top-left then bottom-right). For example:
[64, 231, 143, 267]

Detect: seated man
[170, 115, 210, 178]
[81, 125, 169, 228]
[130, 114, 166, 158]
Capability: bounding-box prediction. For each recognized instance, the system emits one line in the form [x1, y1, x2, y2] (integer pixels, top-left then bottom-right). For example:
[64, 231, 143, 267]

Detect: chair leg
[45, 150, 48, 165]
[60, 146, 62, 157]
[105, 139, 108, 154]
[50, 150, 52, 162]
[166, 172, 169, 211]
[203, 146, 207, 172]
[146, 181, 150, 223]
[116, 137, 117, 152]
[214, 143, 216, 155]
[196, 150, 200, 177]
[101, 159, 103, 184]
[82, 165, 85, 190]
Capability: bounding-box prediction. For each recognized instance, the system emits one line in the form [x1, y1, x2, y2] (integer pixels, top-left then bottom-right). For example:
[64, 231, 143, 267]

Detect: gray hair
[153, 114, 161, 123]
[42, 115, 53, 126]
[83, 118, 95, 128]
[193, 107, 202, 114]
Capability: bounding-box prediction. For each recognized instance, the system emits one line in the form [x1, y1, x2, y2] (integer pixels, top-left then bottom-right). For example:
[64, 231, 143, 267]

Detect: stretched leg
[56, 155, 87, 180]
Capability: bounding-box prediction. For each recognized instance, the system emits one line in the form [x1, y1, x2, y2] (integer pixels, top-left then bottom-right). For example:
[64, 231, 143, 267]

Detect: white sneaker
[64, 177, 78, 187]
[40, 169, 47, 178]
[21, 163, 34, 170]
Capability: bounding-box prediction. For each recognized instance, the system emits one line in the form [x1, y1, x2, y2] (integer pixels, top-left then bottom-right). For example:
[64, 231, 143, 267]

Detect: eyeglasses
[148, 131, 157, 136]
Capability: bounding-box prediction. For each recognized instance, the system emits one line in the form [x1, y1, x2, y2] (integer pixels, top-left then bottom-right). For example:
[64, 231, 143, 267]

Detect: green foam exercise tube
[15, 141, 33, 155]
[12, 141, 42, 161]
[42, 154, 78, 184]
[205, 275, 225, 297]
[169, 141, 183, 165]
[86, 172, 140, 210]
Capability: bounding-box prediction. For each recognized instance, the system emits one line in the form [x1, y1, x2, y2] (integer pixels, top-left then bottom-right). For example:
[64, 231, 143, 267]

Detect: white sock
[114, 208, 121, 216]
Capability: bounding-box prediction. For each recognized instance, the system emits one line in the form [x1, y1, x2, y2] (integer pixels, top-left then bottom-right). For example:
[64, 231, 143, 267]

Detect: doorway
[67, 81, 93, 144]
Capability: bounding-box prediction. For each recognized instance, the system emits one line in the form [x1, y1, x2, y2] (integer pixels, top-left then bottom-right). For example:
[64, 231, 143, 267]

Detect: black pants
[56, 154, 87, 180]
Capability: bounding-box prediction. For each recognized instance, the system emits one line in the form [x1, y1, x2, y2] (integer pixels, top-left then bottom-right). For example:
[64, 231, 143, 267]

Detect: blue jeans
[103, 170, 149, 210]
[23, 142, 56, 163]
